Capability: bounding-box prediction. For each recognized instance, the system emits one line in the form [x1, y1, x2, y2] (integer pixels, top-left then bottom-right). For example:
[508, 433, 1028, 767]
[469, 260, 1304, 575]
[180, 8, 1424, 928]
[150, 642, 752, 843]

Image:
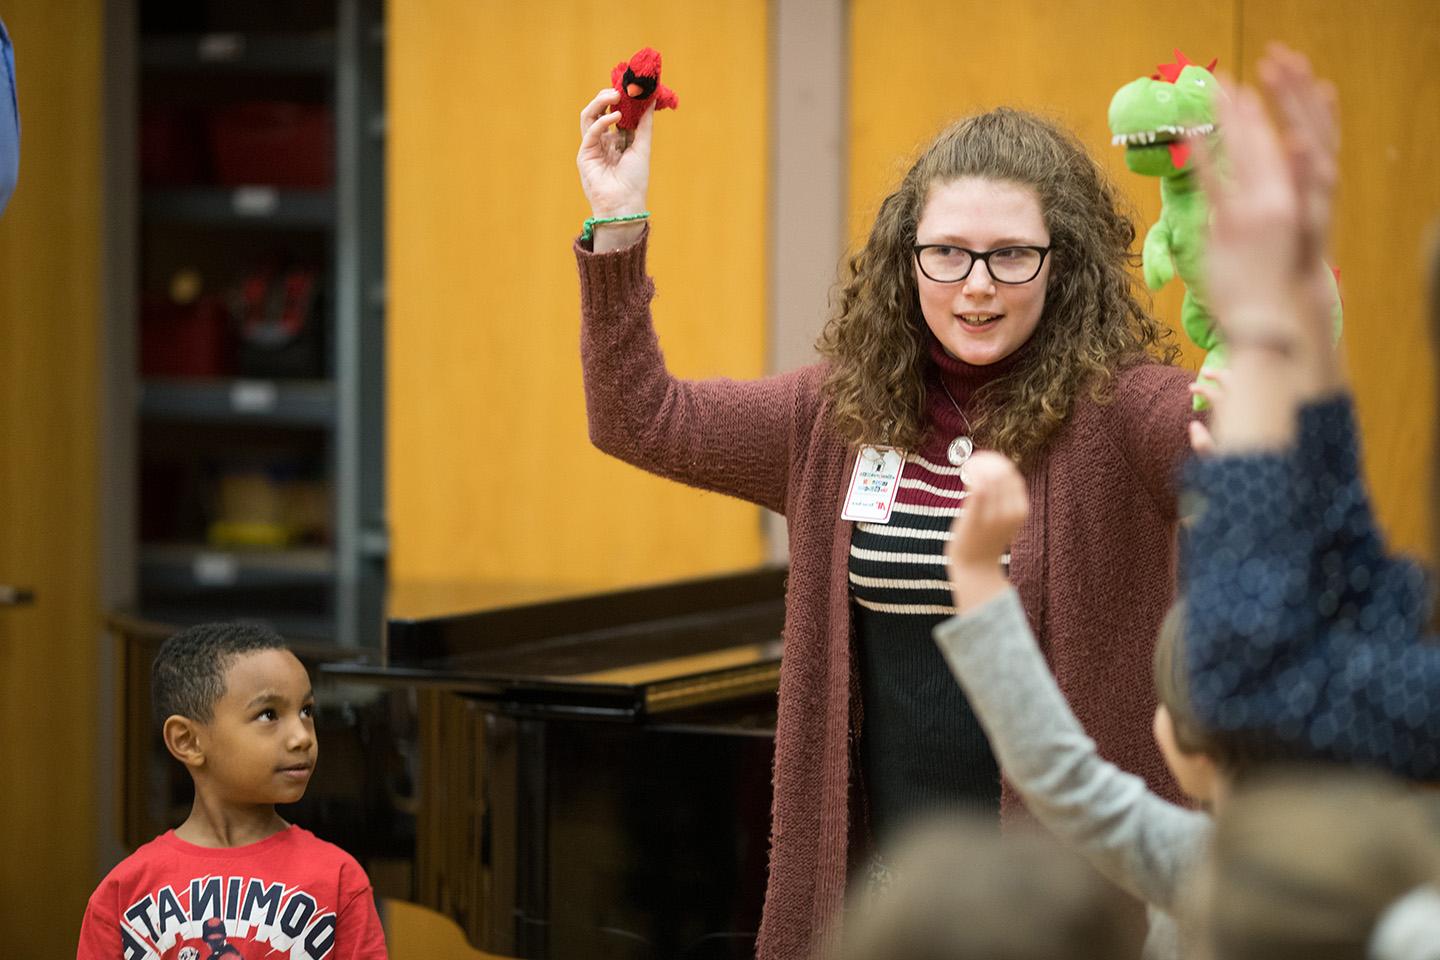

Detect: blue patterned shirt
[1181, 395, 1440, 779]
[1, 17, 17, 214]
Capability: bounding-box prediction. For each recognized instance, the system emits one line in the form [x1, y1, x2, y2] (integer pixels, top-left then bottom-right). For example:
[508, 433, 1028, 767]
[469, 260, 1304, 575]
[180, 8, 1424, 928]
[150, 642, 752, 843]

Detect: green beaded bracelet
[581, 211, 650, 242]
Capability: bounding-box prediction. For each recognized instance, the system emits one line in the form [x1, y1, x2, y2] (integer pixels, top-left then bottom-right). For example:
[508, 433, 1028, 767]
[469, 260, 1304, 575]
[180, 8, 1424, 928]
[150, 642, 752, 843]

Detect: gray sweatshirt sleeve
[933, 588, 1211, 910]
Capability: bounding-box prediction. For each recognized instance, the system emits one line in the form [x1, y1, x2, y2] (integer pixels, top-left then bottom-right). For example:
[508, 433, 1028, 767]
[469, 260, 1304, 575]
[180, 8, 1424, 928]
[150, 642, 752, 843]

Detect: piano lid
[327, 566, 787, 719]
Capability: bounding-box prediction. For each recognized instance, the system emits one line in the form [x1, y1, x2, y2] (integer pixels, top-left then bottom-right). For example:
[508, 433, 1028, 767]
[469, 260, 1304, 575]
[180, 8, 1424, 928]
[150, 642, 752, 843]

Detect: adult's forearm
[575, 234, 800, 513]
[592, 220, 647, 253]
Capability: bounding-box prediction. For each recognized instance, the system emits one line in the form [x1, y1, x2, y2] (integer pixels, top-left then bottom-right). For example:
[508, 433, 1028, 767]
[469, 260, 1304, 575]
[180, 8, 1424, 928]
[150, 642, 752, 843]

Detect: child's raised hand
[946, 452, 1027, 613]
[1191, 83, 1306, 345]
[1257, 43, 1339, 268]
[1191, 46, 1341, 390]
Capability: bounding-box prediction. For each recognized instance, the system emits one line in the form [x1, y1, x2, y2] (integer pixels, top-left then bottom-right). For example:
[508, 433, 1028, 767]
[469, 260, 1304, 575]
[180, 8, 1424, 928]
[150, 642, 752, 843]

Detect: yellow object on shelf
[207, 519, 297, 549]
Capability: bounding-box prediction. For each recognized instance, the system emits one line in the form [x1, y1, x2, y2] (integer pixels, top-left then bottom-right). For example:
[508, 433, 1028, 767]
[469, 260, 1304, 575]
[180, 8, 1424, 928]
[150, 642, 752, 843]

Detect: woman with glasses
[575, 91, 1193, 960]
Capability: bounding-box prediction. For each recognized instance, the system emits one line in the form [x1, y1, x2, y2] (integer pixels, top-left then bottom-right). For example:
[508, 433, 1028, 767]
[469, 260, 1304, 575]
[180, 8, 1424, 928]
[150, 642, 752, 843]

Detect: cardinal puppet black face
[622, 61, 659, 102]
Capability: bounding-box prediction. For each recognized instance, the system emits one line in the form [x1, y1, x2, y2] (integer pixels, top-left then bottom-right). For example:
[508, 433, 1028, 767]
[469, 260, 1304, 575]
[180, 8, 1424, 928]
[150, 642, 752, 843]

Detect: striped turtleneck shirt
[851, 337, 1026, 847]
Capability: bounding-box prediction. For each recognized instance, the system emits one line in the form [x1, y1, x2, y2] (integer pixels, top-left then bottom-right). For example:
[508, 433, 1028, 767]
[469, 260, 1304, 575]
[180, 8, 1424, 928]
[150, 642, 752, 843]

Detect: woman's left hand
[1187, 371, 1228, 456]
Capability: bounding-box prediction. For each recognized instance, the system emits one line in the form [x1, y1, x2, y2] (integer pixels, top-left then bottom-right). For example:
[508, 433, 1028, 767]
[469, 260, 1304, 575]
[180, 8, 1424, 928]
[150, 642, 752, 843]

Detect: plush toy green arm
[1142, 218, 1175, 290]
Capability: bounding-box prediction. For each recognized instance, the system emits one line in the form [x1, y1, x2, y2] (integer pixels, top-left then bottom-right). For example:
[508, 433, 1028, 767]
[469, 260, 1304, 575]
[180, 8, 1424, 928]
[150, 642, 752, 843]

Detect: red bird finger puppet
[610, 47, 678, 148]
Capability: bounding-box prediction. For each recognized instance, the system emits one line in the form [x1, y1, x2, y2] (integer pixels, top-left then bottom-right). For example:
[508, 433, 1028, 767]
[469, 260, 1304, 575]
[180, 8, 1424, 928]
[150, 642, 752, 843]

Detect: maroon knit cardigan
[577, 233, 1194, 960]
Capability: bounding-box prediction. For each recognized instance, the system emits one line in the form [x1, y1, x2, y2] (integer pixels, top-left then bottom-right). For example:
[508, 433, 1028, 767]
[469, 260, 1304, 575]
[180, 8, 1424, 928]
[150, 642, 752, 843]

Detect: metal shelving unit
[128, 0, 386, 648]
[141, 378, 336, 426]
[141, 33, 337, 73]
[140, 544, 336, 591]
[143, 187, 336, 227]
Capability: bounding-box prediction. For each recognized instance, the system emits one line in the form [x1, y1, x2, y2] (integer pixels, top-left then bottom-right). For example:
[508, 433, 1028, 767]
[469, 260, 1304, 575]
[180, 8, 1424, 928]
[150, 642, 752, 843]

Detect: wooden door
[386, 0, 771, 592]
[0, 2, 103, 956]
[1239, 0, 1440, 564]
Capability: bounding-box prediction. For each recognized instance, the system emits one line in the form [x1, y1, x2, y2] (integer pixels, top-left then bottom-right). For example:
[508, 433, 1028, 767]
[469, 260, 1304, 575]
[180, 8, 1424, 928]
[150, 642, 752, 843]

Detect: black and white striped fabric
[850, 452, 967, 616]
[850, 449, 1006, 843]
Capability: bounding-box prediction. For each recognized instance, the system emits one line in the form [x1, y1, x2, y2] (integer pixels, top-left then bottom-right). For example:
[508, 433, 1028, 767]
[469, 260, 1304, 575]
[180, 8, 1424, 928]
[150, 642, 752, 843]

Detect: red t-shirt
[76, 826, 387, 960]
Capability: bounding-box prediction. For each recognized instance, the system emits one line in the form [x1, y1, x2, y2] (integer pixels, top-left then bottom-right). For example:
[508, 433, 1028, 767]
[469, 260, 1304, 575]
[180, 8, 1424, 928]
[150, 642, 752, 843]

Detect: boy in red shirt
[77, 622, 388, 959]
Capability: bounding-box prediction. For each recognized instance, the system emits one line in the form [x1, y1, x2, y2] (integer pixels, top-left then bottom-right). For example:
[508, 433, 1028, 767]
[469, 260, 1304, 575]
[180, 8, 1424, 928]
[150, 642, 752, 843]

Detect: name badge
[841, 446, 906, 523]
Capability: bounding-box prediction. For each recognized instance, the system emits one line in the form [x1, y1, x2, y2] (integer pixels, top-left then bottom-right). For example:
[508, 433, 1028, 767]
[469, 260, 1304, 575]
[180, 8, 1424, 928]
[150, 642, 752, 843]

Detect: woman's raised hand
[577, 88, 653, 251]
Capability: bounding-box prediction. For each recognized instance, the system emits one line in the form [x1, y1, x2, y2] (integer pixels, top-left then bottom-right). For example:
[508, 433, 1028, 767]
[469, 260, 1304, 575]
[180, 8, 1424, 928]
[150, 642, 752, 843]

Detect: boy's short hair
[1153, 601, 1213, 755]
[151, 621, 289, 728]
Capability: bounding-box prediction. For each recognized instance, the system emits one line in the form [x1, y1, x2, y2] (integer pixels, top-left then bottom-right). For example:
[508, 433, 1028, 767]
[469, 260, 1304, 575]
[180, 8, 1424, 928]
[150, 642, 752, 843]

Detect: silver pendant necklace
[938, 378, 975, 467]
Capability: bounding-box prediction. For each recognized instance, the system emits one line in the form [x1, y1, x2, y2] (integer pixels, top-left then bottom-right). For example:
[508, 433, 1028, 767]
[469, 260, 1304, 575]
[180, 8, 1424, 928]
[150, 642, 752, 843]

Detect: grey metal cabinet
[118, 0, 386, 648]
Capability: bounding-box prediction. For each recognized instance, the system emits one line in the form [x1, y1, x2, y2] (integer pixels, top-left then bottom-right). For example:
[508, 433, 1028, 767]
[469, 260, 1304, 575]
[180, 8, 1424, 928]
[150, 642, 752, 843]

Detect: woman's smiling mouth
[958, 313, 1002, 328]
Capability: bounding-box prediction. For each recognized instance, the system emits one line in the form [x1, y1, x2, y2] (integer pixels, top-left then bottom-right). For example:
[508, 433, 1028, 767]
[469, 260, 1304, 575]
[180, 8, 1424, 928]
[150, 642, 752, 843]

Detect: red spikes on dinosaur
[611, 47, 679, 131]
[1151, 48, 1219, 83]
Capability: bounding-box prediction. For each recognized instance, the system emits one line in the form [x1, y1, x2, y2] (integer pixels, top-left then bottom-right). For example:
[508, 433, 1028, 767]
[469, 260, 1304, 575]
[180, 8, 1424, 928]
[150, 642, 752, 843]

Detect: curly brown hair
[817, 108, 1179, 464]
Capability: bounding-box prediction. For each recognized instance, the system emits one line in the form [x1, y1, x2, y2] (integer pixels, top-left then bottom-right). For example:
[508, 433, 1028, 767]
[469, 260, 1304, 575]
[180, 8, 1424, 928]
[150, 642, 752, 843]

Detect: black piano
[324, 568, 784, 959]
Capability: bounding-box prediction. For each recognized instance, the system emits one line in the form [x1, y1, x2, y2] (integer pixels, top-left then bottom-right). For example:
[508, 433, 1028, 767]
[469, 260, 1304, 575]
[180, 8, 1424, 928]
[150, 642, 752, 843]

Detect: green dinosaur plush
[1107, 49, 1342, 408]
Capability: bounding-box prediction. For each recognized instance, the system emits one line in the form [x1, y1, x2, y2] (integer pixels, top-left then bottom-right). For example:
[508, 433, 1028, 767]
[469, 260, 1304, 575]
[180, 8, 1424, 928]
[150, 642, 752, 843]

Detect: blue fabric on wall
[0, 17, 19, 215]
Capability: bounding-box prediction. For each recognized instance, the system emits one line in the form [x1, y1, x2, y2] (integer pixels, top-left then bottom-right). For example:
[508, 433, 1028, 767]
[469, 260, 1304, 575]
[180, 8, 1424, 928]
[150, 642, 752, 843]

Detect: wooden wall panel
[850, 0, 1238, 374]
[387, 2, 769, 591]
[0, 1, 103, 955]
[1240, 1, 1440, 563]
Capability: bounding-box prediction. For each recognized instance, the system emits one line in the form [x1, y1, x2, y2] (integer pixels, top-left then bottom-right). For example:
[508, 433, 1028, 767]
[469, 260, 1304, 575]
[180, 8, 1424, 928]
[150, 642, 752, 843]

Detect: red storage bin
[140, 104, 210, 186]
[140, 293, 235, 378]
[208, 101, 334, 188]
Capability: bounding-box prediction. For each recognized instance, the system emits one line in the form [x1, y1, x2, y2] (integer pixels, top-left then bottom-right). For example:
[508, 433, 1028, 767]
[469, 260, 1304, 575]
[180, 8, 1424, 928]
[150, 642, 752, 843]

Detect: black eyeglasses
[913, 244, 1051, 284]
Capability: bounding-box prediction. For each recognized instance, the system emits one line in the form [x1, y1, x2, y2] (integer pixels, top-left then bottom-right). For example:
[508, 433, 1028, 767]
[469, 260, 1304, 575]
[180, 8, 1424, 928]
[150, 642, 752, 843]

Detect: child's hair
[1200, 765, 1440, 960]
[828, 815, 1145, 960]
[151, 620, 289, 727]
[1152, 600, 1212, 755]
